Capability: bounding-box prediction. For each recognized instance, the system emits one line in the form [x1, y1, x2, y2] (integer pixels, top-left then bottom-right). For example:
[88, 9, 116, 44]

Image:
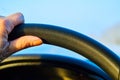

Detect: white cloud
[93, 23, 120, 55]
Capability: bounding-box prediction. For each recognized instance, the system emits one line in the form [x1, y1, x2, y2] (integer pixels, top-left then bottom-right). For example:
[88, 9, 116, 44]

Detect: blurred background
[0, 0, 120, 59]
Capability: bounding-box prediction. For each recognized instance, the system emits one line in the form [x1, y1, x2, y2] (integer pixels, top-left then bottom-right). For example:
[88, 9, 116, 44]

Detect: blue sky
[0, 0, 120, 59]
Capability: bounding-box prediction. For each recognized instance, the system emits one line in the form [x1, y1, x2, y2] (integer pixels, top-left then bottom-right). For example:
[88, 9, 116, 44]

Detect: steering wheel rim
[8, 23, 120, 80]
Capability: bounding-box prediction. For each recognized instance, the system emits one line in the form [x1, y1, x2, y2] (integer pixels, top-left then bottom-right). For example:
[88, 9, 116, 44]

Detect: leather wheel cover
[8, 23, 120, 80]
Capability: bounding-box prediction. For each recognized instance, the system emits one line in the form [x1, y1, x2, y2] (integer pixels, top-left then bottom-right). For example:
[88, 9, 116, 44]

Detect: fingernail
[32, 39, 42, 46]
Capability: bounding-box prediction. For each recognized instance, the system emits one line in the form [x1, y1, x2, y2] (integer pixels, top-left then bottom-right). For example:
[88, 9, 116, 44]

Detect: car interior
[0, 23, 120, 80]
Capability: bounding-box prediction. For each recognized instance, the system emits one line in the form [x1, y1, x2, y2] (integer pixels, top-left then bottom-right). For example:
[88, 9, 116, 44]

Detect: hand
[0, 13, 42, 62]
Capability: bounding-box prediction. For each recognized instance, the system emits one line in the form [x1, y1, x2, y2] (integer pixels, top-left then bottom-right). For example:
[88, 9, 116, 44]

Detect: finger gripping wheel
[8, 23, 120, 80]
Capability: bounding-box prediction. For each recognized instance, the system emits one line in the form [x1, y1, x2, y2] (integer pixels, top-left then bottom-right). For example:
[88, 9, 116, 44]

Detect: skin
[0, 12, 43, 61]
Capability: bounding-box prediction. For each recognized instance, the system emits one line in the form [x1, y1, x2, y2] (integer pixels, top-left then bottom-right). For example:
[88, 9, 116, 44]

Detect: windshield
[0, 0, 120, 60]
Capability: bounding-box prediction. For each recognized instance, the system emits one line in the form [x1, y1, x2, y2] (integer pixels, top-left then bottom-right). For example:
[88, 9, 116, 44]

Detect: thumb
[8, 35, 43, 53]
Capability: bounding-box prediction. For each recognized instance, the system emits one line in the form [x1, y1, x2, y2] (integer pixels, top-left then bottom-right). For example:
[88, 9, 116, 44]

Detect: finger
[0, 17, 14, 38]
[6, 12, 24, 29]
[0, 17, 9, 37]
[0, 13, 24, 36]
[8, 35, 42, 53]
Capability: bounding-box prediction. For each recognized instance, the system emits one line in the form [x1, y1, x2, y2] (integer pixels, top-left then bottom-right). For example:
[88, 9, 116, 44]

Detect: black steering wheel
[0, 23, 120, 80]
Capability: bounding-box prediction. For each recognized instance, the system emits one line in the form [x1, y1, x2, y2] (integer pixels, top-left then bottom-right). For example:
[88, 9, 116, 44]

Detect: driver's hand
[0, 13, 42, 62]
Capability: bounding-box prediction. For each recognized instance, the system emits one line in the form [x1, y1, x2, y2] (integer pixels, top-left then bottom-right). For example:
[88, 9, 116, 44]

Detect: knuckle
[16, 12, 23, 17]
[0, 18, 8, 26]
[16, 12, 24, 22]
[19, 39, 30, 49]
[0, 40, 8, 49]
[0, 18, 13, 34]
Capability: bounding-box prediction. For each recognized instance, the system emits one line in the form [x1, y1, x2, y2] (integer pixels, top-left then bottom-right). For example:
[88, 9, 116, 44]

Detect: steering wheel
[1, 23, 120, 80]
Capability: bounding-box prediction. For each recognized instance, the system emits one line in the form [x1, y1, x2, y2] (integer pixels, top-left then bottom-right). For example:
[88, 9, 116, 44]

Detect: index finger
[6, 12, 24, 31]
